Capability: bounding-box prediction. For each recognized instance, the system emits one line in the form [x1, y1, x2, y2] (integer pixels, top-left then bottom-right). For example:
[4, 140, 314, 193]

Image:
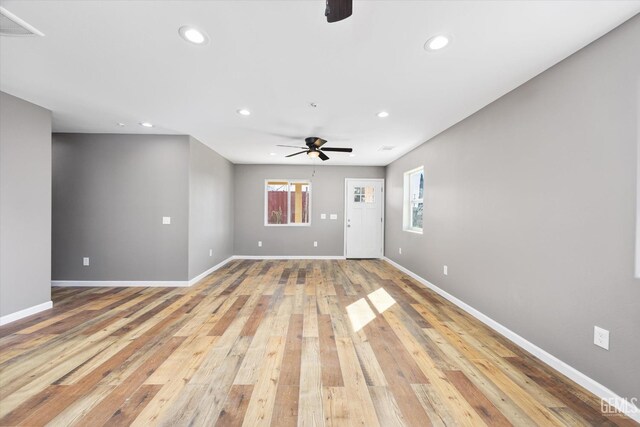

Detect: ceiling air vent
[378, 146, 396, 151]
[0, 7, 44, 37]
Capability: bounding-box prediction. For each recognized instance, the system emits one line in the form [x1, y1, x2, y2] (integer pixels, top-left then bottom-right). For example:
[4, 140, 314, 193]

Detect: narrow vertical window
[403, 167, 424, 233]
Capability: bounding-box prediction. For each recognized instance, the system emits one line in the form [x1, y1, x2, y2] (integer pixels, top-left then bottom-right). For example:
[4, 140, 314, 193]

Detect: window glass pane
[290, 182, 310, 224]
[364, 186, 374, 203]
[409, 171, 423, 203]
[267, 181, 288, 224]
[412, 201, 423, 229]
[354, 187, 365, 203]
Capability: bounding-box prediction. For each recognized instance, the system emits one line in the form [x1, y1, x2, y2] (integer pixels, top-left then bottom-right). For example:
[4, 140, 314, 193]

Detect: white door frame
[343, 178, 385, 258]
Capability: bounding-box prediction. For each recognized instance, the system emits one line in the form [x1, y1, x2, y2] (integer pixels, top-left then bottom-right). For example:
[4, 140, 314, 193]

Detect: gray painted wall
[234, 165, 385, 256]
[52, 133, 190, 281]
[385, 16, 640, 399]
[0, 92, 52, 317]
[188, 137, 234, 279]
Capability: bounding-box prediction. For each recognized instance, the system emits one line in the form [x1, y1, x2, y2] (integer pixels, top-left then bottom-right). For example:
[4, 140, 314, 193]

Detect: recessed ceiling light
[140, 122, 153, 128]
[349, 153, 356, 157]
[237, 109, 251, 116]
[377, 111, 389, 118]
[117, 122, 125, 127]
[425, 35, 450, 51]
[178, 26, 209, 45]
[269, 152, 276, 156]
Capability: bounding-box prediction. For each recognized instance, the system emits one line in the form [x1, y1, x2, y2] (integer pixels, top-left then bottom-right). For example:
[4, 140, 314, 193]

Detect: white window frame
[403, 166, 424, 234]
[264, 179, 312, 227]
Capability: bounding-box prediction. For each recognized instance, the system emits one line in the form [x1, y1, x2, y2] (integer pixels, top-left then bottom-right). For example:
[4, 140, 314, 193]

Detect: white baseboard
[52, 280, 192, 288]
[383, 257, 640, 423]
[188, 256, 235, 286]
[234, 255, 346, 260]
[52, 256, 235, 289]
[0, 300, 53, 326]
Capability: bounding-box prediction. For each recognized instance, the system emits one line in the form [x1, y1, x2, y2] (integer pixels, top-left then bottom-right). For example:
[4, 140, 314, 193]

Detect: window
[403, 167, 424, 233]
[265, 180, 311, 226]
[353, 186, 375, 203]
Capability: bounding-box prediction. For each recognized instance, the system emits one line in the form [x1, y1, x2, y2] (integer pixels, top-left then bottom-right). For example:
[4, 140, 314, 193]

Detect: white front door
[345, 179, 384, 258]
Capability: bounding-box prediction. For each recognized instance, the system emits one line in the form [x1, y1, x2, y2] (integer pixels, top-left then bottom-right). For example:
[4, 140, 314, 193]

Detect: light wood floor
[0, 259, 636, 426]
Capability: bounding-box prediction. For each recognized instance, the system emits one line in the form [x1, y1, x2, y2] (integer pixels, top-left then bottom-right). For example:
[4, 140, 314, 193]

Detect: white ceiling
[1, 1, 638, 165]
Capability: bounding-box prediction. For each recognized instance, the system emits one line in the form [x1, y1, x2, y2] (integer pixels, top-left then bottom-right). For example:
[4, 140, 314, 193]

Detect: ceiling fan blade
[318, 151, 330, 161]
[286, 150, 308, 158]
[277, 144, 307, 149]
[325, 0, 352, 23]
[320, 147, 352, 152]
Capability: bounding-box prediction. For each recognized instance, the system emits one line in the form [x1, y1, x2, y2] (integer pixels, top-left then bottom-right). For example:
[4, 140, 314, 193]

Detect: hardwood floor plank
[298, 337, 324, 426]
[318, 314, 344, 387]
[322, 386, 349, 427]
[445, 370, 512, 427]
[368, 385, 407, 427]
[271, 384, 299, 427]
[208, 294, 250, 336]
[241, 295, 271, 337]
[103, 384, 162, 427]
[334, 337, 381, 427]
[242, 336, 286, 427]
[216, 384, 254, 427]
[279, 314, 303, 386]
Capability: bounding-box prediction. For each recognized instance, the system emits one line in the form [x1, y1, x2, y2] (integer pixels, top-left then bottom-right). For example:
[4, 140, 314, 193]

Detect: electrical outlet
[209, 249, 213, 257]
[443, 265, 448, 276]
[162, 216, 171, 225]
[320, 213, 327, 220]
[258, 241, 262, 247]
[330, 214, 338, 220]
[594, 326, 609, 350]
[314, 241, 318, 247]
[83, 257, 90, 266]
[399, 247, 402, 254]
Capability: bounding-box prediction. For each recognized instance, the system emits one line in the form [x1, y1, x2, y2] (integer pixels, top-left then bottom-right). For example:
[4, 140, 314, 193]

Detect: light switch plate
[330, 214, 338, 220]
[83, 257, 90, 266]
[320, 213, 327, 220]
[314, 241, 318, 247]
[209, 249, 213, 257]
[258, 241, 262, 247]
[443, 265, 448, 276]
[162, 216, 171, 225]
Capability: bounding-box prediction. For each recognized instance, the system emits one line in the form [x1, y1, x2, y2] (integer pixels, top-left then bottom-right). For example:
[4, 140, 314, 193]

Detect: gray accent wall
[0, 92, 52, 317]
[52, 134, 190, 281]
[188, 137, 234, 279]
[385, 16, 640, 400]
[234, 165, 384, 256]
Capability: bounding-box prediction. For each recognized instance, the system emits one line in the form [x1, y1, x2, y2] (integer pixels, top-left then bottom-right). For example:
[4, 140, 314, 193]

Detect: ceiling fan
[278, 137, 353, 161]
[325, 0, 352, 23]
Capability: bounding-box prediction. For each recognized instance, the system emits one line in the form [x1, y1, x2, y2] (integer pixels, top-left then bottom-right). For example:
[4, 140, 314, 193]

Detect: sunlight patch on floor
[346, 287, 397, 333]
